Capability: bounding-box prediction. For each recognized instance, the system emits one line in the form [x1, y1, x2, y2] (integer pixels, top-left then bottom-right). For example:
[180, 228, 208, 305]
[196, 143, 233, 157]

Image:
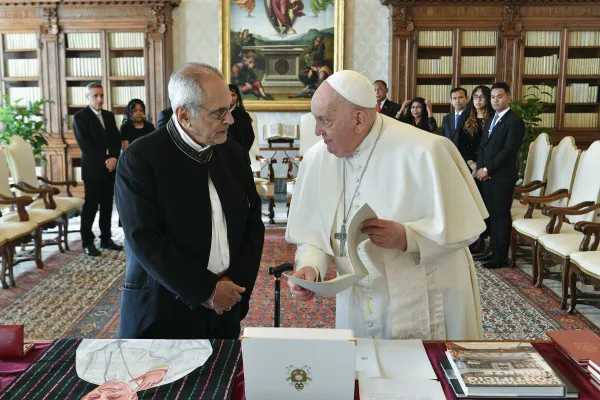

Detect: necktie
[488, 114, 499, 137]
[97, 112, 105, 130]
[454, 113, 460, 129]
[376, 102, 381, 113]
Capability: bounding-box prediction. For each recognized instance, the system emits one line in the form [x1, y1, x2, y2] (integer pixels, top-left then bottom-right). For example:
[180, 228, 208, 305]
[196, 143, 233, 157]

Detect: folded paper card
[286, 203, 377, 296]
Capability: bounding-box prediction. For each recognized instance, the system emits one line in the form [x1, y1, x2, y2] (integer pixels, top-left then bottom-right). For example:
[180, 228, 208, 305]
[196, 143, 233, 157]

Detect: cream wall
[172, 0, 390, 174]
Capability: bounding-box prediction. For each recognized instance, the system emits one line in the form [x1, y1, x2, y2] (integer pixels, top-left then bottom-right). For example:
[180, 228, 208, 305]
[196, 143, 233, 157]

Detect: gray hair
[86, 82, 103, 94]
[168, 62, 223, 117]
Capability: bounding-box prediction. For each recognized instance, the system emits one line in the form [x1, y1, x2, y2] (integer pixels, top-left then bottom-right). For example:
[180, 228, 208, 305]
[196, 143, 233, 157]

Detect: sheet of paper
[358, 378, 446, 400]
[359, 340, 437, 381]
[355, 338, 381, 378]
[285, 203, 377, 297]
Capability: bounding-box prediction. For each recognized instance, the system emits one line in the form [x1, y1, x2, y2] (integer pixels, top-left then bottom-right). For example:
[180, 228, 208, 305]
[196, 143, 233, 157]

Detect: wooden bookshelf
[0, 1, 179, 197]
[0, 32, 41, 106]
[387, 1, 600, 147]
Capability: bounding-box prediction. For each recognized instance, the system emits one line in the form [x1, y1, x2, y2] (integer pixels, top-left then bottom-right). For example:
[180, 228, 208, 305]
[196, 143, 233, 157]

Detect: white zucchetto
[324, 70, 377, 109]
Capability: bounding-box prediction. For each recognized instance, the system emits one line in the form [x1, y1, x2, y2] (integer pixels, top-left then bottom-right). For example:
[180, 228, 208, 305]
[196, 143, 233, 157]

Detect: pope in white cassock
[286, 70, 489, 340]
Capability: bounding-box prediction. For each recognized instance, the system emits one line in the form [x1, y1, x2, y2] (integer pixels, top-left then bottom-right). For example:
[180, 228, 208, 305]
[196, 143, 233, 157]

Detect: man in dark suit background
[156, 107, 173, 129]
[373, 80, 400, 118]
[115, 63, 264, 339]
[439, 87, 468, 143]
[475, 82, 525, 269]
[73, 83, 124, 256]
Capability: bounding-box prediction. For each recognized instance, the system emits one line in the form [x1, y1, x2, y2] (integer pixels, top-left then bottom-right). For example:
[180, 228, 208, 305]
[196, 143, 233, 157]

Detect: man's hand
[287, 266, 317, 301]
[361, 218, 407, 251]
[210, 279, 245, 315]
[130, 369, 168, 391]
[105, 157, 117, 172]
[475, 168, 489, 181]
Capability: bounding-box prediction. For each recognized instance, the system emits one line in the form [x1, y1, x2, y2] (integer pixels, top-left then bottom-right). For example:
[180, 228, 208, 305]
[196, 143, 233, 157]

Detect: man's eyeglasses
[199, 104, 235, 121]
[472, 95, 486, 100]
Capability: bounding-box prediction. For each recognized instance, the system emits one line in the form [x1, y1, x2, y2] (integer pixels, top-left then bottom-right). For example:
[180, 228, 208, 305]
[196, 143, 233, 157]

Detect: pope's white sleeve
[295, 244, 331, 282]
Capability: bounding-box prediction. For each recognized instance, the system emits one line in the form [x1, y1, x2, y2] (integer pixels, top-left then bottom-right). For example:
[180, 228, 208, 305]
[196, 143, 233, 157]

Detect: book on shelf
[569, 31, 600, 47]
[110, 57, 145, 77]
[110, 86, 146, 106]
[109, 32, 144, 49]
[416, 84, 452, 103]
[461, 56, 496, 75]
[418, 31, 453, 47]
[6, 87, 41, 104]
[263, 123, 299, 141]
[3, 33, 37, 51]
[417, 57, 452, 75]
[66, 58, 102, 77]
[67, 33, 101, 49]
[461, 31, 497, 47]
[564, 113, 599, 129]
[5, 59, 39, 78]
[567, 58, 600, 75]
[524, 55, 559, 75]
[445, 341, 566, 398]
[526, 31, 561, 47]
[565, 83, 599, 103]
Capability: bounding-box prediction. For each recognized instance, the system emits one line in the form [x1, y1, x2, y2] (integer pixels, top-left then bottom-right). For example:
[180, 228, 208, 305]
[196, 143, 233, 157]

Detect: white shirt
[172, 116, 230, 275]
[89, 106, 105, 128]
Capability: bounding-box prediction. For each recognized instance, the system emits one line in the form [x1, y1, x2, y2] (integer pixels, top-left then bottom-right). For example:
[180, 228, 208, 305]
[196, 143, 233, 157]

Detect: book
[441, 358, 579, 398]
[445, 342, 566, 397]
[263, 123, 299, 141]
[547, 330, 600, 368]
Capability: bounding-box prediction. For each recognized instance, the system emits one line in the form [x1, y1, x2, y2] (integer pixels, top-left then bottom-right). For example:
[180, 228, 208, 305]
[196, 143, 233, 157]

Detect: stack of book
[547, 329, 600, 378]
[442, 342, 568, 398]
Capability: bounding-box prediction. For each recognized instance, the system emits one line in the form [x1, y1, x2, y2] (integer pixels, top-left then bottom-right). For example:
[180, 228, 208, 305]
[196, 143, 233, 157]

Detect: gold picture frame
[220, 0, 345, 111]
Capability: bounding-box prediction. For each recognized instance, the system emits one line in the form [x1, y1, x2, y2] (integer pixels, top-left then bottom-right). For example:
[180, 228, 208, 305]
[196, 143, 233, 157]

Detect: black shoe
[473, 251, 494, 262]
[100, 239, 123, 251]
[482, 260, 509, 269]
[83, 244, 101, 257]
[469, 238, 485, 254]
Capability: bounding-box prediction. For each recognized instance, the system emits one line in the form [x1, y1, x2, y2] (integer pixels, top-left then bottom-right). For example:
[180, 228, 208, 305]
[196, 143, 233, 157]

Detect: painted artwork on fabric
[228, 0, 336, 105]
[76, 339, 212, 399]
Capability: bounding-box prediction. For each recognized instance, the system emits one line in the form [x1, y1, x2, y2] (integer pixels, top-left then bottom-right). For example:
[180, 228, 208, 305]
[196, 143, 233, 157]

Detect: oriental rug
[1, 228, 599, 341]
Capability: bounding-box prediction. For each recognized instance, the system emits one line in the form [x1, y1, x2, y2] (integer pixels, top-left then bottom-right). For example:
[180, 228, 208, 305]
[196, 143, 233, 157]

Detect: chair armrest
[575, 221, 600, 234]
[514, 180, 545, 194]
[547, 202, 600, 217]
[294, 155, 304, 162]
[520, 188, 569, 206]
[0, 193, 33, 221]
[38, 176, 78, 197]
[542, 201, 595, 216]
[11, 182, 58, 210]
[574, 222, 600, 251]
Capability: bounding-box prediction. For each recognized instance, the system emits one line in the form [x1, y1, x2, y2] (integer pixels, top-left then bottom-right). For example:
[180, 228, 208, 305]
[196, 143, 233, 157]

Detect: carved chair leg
[34, 228, 44, 269]
[57, 222, 65, 253]
[535, 243, 544, 288]
[7, 246, 15, 288]
[269, 198, 275, 224]
[510, 228, 518, 267]
[560, 259, 570, 310]
[567, 268, 578, 314]
[531, 241, 538, 286]
[63, 216, 70, 251]
[0, 249, 9, 290]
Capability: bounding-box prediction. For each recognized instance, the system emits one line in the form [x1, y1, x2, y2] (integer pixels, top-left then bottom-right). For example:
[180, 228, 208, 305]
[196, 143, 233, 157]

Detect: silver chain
[342, 115, 384, 225]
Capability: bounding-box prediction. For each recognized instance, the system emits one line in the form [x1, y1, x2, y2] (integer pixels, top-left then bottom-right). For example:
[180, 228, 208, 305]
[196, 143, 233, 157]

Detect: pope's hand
[361, 218, 408, 251]
[130, 368, 168, 391]
[287, 266, 317, 301]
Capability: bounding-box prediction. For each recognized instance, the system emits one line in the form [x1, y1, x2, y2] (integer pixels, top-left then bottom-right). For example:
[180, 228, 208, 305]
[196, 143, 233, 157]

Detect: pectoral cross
[334, 223, 347, 257]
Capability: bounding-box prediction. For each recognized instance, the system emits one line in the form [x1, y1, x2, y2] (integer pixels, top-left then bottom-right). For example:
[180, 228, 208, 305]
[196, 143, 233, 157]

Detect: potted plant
[0, 95, 54, 172]
[509, 86, 554, 177]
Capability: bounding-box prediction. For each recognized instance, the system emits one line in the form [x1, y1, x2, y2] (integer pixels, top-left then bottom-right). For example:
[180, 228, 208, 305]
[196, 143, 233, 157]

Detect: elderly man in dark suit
[373, 80, 401, 118]
[156, 107, 173, 129]
[116, 62, 265, 339]
[73, 82, 123, 256]
[475, 82, 525, 269]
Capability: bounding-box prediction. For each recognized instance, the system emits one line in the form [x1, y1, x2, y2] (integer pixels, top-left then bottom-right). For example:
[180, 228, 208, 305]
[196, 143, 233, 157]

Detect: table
[255, 183, 292, 224]
[2, 341, 598, 399]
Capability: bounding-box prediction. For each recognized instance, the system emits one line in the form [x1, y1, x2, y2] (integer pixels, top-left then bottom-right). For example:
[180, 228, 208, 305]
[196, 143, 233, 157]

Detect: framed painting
[220, 0, 345, 111]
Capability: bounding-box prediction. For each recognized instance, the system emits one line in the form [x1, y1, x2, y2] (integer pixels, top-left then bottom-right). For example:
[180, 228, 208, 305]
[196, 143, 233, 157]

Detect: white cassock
[286, 114, 488, 340]
[76, 339, 212, 387]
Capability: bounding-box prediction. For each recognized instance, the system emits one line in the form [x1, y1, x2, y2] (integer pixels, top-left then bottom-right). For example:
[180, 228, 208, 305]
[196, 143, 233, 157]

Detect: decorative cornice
[149, 5, 166, 34]
[390, 4, 414, 33]
[42, 7, 58, 34]
[502, 4, 522, 33]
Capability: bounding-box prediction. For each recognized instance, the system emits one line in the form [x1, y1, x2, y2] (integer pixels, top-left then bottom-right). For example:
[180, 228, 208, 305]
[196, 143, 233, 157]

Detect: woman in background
[228, 84, 255, 151]
[120, 99, 155, 150]
[396, 97, 438, 133]
[459, 85, 494, 254]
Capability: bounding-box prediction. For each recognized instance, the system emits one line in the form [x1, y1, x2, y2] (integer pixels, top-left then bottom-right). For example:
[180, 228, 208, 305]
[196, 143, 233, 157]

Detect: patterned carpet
[1, 228, 598, 341]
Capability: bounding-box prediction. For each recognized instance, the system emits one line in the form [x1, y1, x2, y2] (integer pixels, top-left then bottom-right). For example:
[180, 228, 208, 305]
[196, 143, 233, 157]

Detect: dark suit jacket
[476, 109, 525, 184]
[156, 107, 173, 129]
[228, 108, 255, 152]
[379, 99, 401, 119]
[115, 122, 265, 339]
[73, 107, 121, 182]
[439, 111, 466, 145]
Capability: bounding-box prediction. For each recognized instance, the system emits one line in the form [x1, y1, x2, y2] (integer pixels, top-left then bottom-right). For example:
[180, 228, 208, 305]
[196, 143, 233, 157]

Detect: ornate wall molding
[381, 0, 600, 4]
[149, 5, 166, 34]
[502, 4, 522, 33]
[42, 7, 58, 34]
